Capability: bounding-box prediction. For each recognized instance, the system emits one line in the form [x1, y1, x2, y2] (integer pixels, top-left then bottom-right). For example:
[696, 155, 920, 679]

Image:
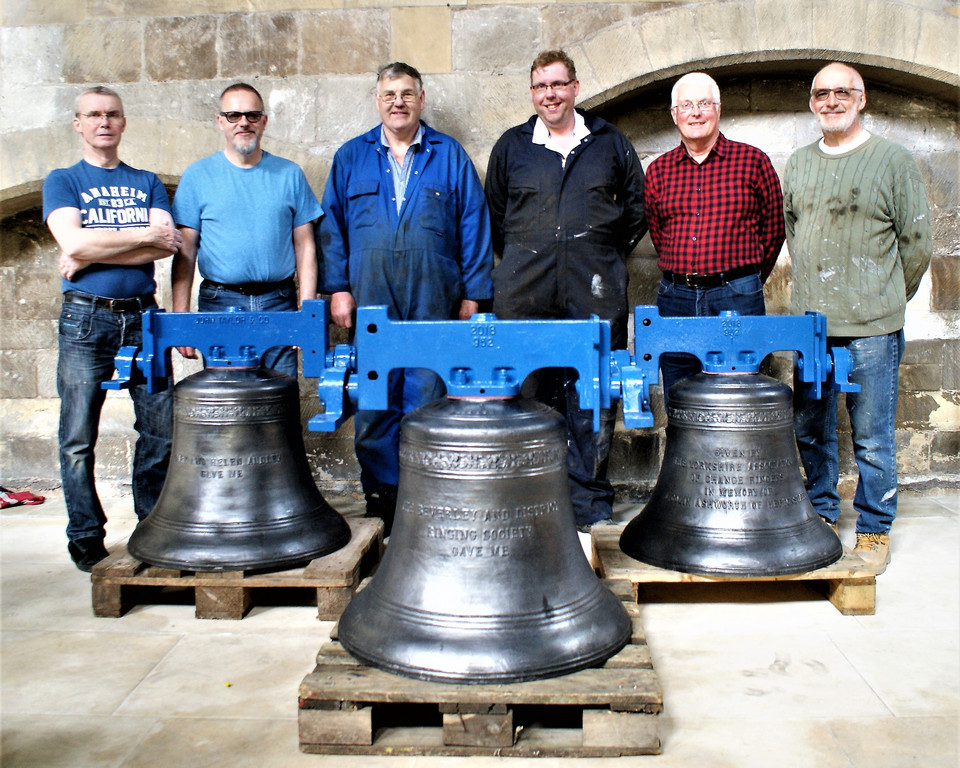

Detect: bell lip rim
[127, 526, 352, 572]
[445, 395, 518, 401]
[700, 370, 761, 375]
[616, 551, 844, 577]
[125, 549, 349, 572]
[338, 629, 633, 685]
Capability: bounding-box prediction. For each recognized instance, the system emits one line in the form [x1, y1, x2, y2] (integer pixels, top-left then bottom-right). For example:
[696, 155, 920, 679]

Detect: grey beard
[233, 138, 257, 156]
[817, 112, 856, 136]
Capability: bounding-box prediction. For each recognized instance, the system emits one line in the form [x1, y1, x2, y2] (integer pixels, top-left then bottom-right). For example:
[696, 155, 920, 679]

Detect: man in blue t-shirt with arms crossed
[43, 86, 182, 571]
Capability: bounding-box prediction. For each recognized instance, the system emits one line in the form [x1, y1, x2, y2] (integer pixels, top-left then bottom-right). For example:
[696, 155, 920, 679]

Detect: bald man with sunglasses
[171, 82, 322, 380]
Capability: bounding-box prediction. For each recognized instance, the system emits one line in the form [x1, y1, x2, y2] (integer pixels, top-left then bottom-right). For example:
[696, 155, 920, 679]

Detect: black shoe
[576, 518, 615, 534]
[364, 488, 398, 537]
[68, 537, 109, 572]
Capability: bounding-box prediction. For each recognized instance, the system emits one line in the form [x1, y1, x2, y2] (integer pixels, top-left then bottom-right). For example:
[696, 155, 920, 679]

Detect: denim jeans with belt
[793, 330, 904, 534]
[655, 272, 766, 405]
[57, 297, 173, 541]
[197, 280, 299, 380]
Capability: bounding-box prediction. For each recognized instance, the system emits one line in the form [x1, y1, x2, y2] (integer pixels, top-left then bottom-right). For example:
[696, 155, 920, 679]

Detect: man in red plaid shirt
[645, 72, 785, 404]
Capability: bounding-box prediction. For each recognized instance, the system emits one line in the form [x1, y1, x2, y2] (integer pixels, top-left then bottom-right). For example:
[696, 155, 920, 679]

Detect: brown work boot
[819, 515, 838, 534]
[853, 533, 891, 571]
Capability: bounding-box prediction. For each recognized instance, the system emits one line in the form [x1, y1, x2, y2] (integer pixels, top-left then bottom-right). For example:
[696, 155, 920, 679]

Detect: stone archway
[567, 0, 958, 110]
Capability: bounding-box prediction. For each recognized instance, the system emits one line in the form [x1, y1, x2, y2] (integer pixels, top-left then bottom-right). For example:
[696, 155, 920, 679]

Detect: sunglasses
[219, 111, 265, 123]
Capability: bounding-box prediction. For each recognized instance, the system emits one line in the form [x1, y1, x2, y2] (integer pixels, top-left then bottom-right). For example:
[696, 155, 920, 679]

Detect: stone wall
[1, 0, 958, 496]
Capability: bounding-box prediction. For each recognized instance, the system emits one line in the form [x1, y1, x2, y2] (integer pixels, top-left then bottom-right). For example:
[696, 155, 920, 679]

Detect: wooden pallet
[591, 525, 879, 615]
[298, 580, 661, 757]
[91, 517, 383, 620]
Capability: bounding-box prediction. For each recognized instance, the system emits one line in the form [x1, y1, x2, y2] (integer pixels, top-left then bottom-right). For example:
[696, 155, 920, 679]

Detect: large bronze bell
[128, 367, 350, 571]
[337, 397, 631, 684]
[620, 372, 842, 576]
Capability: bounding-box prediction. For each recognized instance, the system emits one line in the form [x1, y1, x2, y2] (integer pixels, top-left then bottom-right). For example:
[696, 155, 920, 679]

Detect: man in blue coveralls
[318, 62, 494, 534]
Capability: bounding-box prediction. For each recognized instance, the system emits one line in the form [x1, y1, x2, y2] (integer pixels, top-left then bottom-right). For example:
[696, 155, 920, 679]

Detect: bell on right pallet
[620, 371, 842, 577]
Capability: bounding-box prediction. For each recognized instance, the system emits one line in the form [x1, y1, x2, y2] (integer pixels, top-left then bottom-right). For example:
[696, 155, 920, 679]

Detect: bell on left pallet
[128, 367, 350, 571]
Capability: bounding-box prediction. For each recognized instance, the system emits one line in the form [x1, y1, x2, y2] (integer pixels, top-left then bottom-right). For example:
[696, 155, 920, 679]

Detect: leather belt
[63, 291, 156, 312]
[201, 276, 295, 296]
[663, 265, 759, 288]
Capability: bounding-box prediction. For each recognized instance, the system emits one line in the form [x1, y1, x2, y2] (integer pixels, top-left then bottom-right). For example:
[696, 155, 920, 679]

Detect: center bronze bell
[336, 396, 632, 684]
[619, 372, 843, 576]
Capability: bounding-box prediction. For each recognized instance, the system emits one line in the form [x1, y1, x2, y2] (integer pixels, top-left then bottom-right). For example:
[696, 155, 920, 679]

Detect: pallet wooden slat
[298, 579, 662, 757]
[591, 524, 879, 615]
[90, 517, 383, 620]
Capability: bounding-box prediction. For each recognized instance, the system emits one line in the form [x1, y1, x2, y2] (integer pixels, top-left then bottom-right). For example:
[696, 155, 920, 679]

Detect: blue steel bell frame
[105, 299, 857, 423]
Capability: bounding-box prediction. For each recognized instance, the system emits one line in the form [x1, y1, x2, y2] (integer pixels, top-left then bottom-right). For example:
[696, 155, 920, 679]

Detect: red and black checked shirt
[645, 132, 785, 280]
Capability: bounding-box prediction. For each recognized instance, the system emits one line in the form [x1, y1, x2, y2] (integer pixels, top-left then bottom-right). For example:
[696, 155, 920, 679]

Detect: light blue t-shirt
[172, 150, 322, 283]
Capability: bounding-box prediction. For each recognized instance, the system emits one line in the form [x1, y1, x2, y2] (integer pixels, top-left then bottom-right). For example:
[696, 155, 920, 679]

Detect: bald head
[811, 62, 865, 95]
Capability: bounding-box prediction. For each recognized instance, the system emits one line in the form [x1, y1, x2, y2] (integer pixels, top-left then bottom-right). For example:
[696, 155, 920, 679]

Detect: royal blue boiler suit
[318, 122, 494, 495]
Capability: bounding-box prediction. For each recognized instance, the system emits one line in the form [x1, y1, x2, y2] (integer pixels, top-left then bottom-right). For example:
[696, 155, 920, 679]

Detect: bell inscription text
[668, 445, 802, 512]
[402, 498, 557, 558]
[175, 451, 283, 480]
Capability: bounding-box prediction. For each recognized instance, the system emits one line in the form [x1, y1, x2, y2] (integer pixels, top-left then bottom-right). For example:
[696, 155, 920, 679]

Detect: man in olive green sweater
[783, 62, 932, 571]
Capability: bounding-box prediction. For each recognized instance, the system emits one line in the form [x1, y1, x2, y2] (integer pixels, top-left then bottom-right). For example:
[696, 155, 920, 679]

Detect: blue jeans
[793, 330, 904, 534]
[197, 281, 299, 380]
[656, 273, 766, 405]
[354, 368, 446, 493]
[58, 299, 173, 541]
[524, 369, 616, 526]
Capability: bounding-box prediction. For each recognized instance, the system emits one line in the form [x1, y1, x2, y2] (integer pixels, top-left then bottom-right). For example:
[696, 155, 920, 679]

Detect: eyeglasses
[77, 111, 124, 121]
[672, 100, 718, 113]
[377, 90, 420, 104]
[811, 87, 862, 102]
[219, 111, 265, 123]
[530, 80, 574, 94]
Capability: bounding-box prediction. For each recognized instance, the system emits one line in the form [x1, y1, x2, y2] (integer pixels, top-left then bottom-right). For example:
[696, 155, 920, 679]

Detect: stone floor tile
[1, 559, 100, 630]
[1, 714, 156, 768]
[851, 516, 959, 632]
[116, 718, 304, 768]
[900, 493, 958, 519]
[588, 716, 852, 768]
[829, 715, 959, 768]
[648, 630, 892, 721]
[1, 516, 72, 563]
[830, 629, 960, 717]
[115, 632, 322, 719]
[1, 629, 179, 715]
